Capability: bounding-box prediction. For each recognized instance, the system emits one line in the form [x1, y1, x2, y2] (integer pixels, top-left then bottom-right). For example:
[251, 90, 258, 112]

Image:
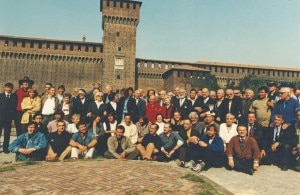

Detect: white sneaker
[184, 160, 196, 168]
[192, 162, 205, 172]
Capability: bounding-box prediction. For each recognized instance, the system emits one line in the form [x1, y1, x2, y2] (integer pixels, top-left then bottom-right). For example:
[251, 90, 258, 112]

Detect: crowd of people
[0, 76, 300, 175]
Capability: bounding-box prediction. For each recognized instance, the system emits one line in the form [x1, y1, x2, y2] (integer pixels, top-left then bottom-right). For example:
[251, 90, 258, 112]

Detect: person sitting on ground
[227, 124, 260, 175]
[104, 125, 139, 160]
[195, 124, 224, 172]
[157, 123, 185, 167]
[263, 114, 297, 171]
[136, 123, 162, 160]
[69, 121, 97, 160]
[119, 114, 138, 144]
[47, 111, 69, 133]
[46, 121, 72, 161]
[87, 114, 106, 156]
[67, 114, 81, 134]
[9, 121, 48, 161]
[178, 119, 202, 169]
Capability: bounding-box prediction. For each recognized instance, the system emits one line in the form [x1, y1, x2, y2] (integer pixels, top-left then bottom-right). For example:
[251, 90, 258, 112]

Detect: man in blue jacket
[193, 124, 224, 172]
[9, 121, 48, 161]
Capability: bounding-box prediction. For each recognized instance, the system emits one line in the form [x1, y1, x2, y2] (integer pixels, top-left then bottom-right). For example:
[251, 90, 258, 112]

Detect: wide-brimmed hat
[18, 76, 34, 86]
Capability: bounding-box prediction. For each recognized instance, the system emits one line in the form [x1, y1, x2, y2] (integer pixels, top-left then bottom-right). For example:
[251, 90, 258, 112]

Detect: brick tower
[101, 0, 142, 92]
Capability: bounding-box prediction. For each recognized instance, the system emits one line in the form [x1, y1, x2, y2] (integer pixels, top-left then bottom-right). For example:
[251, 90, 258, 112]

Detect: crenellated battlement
[0, 35, 103, 57]
[100, 0, 141, 28]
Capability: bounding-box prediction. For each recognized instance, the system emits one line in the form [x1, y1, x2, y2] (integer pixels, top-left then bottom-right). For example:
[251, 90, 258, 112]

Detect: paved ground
[0, 136, 299, 195]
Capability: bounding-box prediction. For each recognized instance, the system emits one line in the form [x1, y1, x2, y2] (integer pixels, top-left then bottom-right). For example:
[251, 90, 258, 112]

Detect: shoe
[193, 162, 205, 172]
[184, 160, 196, 168]
[281, 165, 288, 171]
[247, 168, 254, 175]
[175, 159, 184, 167]
[3, 150, 10, 154]
[71, 157, 78, 161]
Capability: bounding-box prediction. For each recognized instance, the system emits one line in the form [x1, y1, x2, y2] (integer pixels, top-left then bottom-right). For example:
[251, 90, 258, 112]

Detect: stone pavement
[0, 136, 299, 195]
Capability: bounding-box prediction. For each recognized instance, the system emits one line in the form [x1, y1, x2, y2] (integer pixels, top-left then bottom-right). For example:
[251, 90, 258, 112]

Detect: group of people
[0, 76, 300, 175]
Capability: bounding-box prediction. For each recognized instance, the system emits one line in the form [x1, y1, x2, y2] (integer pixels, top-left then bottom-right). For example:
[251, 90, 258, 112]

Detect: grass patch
[0, 165, 15, 172]
[181, 174, 223, 195]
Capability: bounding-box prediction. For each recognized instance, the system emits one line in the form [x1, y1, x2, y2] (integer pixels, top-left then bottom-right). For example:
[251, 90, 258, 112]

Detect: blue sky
[0, 0, 299, 68]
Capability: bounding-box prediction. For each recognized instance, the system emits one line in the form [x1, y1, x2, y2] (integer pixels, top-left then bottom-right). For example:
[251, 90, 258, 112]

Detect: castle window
[226, 68, 228, 73]
[70, 44, 74, 51]
[116, 32, 120, 37]
[30, 41, 34, 48]
[268, 70, 270, 76]
[78, 45, 81, 51]
[118, 47, 122, 52]
[113, 0, 116, 7]
[171, 64, 175, 68]
[114, 57, 124, 70]
[116, 75, 121, 79]
[4, 40, 8, 46]
[237, 69, 239, 74]
[215, 67, 217, 72]
[85, 45, 89, 52]
[62, 44, 66, 50]
[273, 71, 275, 76]
[54, 43, 58, 50]
[220, 67, 223, 73]
[38, 42, 42, 49]
[93, 46, 96, 52]
[127, 2, 130, 8]
[133, 3, 136, 9]
[46, 42, 50, 49]
[292, 72, 294, 77]
[13, 40, 17, 47]
[22, 41, 26, 48]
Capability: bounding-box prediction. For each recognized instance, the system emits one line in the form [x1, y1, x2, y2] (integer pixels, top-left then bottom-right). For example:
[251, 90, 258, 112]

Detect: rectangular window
[30, 42, 34, 48]
[114, 57, 124, 69]
[116, 32, 120, 37]
[46, 42, 50, 49]
[54, 43, 58, 50]
[70, 44, 74, 51]
[116, 75, 121, 79]
[85, 45, 89, 52]
[13, 40, 17, 47]
[62, 44, 66, 50]
[118, 47, 122, 52]
[22, 41, 26, 48]
[38, 42, 42, 49]
[215, 67, 217, 72]
[226, 68, 228, 73]
[93, 46, 96, 52]
[78, 45, 81, 51]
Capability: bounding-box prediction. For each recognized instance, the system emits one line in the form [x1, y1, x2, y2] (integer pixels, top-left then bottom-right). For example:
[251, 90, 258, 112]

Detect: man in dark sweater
[46, 121, 72, 161]
[136, 123, 162, 160]
[227, 124, 260, 175]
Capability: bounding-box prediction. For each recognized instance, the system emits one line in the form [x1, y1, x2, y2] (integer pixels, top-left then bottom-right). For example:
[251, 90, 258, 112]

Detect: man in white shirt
[120, 114, 138, 144]
[41, 87, 59, 126]
[219, 113, 238, 151]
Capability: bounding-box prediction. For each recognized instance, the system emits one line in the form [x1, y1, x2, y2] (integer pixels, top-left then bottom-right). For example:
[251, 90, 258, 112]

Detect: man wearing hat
[0, 82, 18, 153]
[73, 89, 91, 124]
[267, 81, 279, 110]
[15, 76, 34, 136]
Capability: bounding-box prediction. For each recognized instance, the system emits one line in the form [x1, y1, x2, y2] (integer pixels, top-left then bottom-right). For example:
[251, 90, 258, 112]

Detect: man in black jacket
[0, 82, 18, 153]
